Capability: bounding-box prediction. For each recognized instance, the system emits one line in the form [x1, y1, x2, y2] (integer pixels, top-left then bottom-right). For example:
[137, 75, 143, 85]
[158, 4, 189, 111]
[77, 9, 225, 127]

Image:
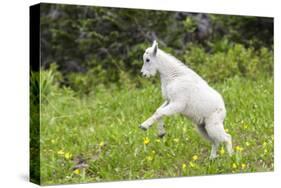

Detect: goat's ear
[152, 40, 158, 56]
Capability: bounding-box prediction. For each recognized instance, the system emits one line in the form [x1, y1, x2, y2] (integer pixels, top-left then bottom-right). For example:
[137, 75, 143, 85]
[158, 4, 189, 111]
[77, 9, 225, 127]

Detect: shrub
[30, 64, 62, 102]
[183, 43, 273, 83]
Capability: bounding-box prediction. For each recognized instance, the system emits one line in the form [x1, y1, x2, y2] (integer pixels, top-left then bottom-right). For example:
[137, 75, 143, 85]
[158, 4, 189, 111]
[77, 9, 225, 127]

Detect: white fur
[140, 41, 233, 159]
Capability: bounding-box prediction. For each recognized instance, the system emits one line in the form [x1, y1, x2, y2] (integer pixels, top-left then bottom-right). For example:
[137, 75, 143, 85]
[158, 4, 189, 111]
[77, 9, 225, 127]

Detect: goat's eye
[146, 58, 150, 62]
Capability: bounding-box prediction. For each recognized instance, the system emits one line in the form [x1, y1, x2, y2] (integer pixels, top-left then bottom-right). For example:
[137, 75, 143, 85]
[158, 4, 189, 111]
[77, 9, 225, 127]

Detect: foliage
[210, 15, 273, 49]
[40, 3, 273, 88]
[183, 43, 273, 83]
[30, 71, 41, 184]
[38, 73, 273, 185]
[58, 42, 273, 95]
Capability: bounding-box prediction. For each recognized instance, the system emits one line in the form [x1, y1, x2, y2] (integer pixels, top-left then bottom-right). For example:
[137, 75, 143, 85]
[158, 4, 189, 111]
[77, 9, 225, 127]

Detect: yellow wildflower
[192, 155, 198, 161]
[235, 146, 243, 152]
[143, 137, 150, 145]
[241, 163, 246, 169]
[232, 163, 237, 169]
[64, 152, 72, 160]
[99, 141, 105, 147]
[182, 163, 187, 169]
[73, 169, 80, 175]
[220, 147, 225, 155]
[57, 150, 64, 155]
[51, 139, 56, 144]
[243, 124, 248, 129]
[262, 142, 267, 147]
[189, 161, 195, 168]
[245, 142, 250, 146]
[146, 156, 153, 161]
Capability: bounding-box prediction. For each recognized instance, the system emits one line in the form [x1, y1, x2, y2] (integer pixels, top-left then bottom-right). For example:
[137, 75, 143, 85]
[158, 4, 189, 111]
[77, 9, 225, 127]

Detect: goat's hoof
[209, 155, 217, 160]
[139, 125, 147, 131]
[158, 132, 166, 138]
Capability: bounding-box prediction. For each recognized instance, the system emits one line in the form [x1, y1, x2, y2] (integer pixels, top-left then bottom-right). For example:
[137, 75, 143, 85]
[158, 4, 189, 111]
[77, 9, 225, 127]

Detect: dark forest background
[39, 3, 273, 93]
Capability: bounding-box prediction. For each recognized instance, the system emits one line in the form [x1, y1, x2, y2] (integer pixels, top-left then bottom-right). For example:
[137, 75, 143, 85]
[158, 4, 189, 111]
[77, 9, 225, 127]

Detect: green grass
[39, 76, 273, 185]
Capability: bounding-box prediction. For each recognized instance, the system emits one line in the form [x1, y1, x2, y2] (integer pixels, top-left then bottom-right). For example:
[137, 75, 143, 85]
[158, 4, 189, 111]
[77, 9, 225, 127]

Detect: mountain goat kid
[139, 41, 233, 159]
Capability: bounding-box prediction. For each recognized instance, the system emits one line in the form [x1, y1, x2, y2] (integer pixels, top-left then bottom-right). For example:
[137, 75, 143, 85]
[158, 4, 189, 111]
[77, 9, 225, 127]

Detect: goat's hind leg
[197, 122, 219, 159]
[205, 122, 233, 159]
[196, 122, 212, 141]
[225, 133, 233, 156]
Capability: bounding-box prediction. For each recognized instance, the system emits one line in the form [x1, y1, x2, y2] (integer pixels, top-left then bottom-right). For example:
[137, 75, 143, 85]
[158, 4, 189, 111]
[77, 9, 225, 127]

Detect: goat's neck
[158, 60, 183, 85]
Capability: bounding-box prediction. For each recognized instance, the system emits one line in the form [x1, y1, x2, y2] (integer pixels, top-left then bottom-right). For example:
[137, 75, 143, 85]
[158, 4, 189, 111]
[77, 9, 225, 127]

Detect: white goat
[139, 41, 233, 159]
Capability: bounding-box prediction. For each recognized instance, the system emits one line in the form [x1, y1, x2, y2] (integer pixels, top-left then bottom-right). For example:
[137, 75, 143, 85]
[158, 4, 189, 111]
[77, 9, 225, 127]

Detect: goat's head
[141, 40, 158, 77]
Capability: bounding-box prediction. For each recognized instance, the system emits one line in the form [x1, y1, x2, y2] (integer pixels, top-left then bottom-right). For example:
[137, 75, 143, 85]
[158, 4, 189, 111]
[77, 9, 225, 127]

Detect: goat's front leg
[156, 101, 168, 137]
[157, 118, 166, 138]
[139, 102, 183, 130]
[139, 101, 168, 130]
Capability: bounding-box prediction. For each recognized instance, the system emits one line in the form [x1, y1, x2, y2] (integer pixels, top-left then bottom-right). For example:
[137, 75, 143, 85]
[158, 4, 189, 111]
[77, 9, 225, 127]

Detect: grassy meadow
[29, 4, 274, 185]
[38, 73, 273, 185]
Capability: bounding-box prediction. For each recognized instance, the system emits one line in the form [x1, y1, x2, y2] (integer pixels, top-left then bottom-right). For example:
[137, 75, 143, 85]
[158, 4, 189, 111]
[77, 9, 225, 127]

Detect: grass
[39, 75, 273, 185]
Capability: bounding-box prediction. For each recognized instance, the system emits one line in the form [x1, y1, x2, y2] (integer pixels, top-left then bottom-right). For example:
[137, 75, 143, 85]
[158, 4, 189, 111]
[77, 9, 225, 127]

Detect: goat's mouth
[142, 73, 151, 78]
[141, 71, 151, 78]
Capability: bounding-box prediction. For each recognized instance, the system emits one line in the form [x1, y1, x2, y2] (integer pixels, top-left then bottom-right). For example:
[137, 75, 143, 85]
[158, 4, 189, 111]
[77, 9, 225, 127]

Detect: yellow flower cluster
[64, 152, 72, 160]
[232, 162, 248, 170]
[57, 150, 64, 155]
[143, 137, 150, 145]
[243, 124, 248, 129]
[146, 156, 153, 161]
[99, 141, 105, 147]
[235, 145, 244, 152]
[181, 155, 199, 171]
[192, 155, 198, 161]
[57, 150, 72, 160]
[73, 169, 80, 175]
[182, 163, 187, 170]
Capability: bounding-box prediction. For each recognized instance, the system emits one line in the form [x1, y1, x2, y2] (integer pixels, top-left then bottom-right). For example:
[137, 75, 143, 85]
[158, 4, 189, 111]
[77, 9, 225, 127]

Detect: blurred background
[40, 3, 273, 92]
